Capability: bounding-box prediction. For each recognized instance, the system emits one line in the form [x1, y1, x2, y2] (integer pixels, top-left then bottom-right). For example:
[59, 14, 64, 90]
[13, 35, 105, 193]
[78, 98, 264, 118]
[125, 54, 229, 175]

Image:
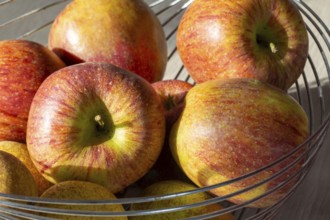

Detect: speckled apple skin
[0, 40, 66, 143]
[26, 62, 165, 193]
[0, 141, 53, 196]
[40, 180, 127, 220]
[177, 0, 308, 90]
[48, 0, 167, 83]
[130, 180, 235, 220]
[170, 78, 309, 208]
[0, 150, 38, 197]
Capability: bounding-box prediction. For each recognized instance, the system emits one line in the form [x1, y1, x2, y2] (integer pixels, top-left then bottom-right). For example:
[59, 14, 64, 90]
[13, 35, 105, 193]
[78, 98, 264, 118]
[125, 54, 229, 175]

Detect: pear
[0, 141, 53, 195]
[39, 180, 128, 220]
[130, 180, 234, 220]
[0, 150, 38, 196]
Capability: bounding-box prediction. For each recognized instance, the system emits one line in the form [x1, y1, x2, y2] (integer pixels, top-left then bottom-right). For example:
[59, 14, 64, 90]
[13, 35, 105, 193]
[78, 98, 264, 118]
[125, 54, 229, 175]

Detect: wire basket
[0, 0, 329, 219]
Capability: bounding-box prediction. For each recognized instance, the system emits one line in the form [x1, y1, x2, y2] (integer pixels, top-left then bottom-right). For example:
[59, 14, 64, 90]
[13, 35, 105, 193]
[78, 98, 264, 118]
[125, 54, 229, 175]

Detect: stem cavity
[95, 114, 105, 131]
[269, 42, 277, 54]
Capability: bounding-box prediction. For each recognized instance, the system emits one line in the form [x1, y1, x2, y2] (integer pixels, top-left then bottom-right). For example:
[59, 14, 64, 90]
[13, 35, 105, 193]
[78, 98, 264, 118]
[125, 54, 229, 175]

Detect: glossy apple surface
[48, 0, 167, 83]
[177, 0, 308, 90]
[170, 78, 309, 208]
[27, 62, 165, 193]
[0, 40, 66, 143]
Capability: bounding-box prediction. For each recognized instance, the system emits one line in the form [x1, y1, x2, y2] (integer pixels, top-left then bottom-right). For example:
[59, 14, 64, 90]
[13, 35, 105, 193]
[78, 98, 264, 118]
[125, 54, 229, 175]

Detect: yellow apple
[0, 150, 37, 197]
[130, 180, 234, 220]
[0, 141, 53, 195]
[40, 180, 128, 220]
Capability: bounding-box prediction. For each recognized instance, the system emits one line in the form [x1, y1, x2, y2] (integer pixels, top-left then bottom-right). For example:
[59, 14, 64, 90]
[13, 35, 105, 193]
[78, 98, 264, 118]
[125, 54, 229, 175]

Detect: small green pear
[130, 180, 234, 220]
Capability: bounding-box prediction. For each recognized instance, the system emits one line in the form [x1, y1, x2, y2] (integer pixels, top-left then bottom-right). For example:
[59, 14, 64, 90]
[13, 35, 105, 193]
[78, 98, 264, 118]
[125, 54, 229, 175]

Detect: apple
[0, 150, 37, 197]
[0, 39, 66, 143]
[130, 180, 235, 220]
[26, 62, 166, 194]
[40, 180, 127, 220]
[152, 80, 193, 130]
[48, 0, 167, 83]
[0, 141, 53, 196]
[176, 0, 308, 90]
[135, 80, 194, 186]
[170, 78, 309, 208]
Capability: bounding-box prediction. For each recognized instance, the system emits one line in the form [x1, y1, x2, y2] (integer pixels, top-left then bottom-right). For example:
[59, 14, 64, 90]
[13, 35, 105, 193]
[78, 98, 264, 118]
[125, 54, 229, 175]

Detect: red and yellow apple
[176, 0, 308, 90]
[26, 62, 165, 194]
[130, 180, 235, 220]
[48, 0, 167, 83]
[152, 79, 193, 130]
[137, 80, 194, 185]
[170, 78, 309, 208]
[0, 40, 66, 143]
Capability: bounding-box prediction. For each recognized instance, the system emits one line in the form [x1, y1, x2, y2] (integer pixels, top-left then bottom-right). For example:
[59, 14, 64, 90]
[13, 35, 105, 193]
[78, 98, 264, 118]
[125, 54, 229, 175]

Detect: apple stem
[269, 42, 277, 54]
[95, 114, 105, 128]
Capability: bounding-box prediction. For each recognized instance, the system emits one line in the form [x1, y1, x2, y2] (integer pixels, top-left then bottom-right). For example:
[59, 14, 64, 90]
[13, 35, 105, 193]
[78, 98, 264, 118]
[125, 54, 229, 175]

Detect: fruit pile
[0, 0, 310, 219]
